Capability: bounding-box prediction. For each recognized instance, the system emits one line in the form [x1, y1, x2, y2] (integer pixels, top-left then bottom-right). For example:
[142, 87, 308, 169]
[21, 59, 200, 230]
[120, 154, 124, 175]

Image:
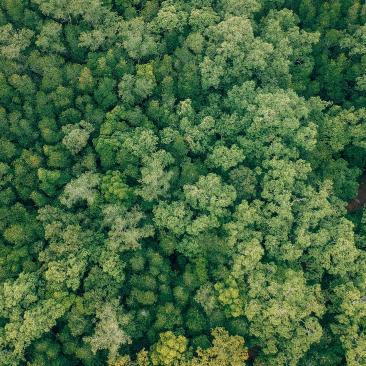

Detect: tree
[60, 172, 100, 208]
[153, 201, 192, 236]
[206, 144, 245, 171]
[0, 24, 33, 60]
[150, 331, 187, 366]
[94, 77, 118, 110]
[62, 120, 93, 155]
[137, 150, 174, 202]
[35, 21, 65, 54]
[188, 328, 248, 366]
[84, 300, 131, 364]
[184, 174, 236, 217]
[38, 118, 61, 144]
[78, 67, 94, 92]
[102, 205, 154, 252]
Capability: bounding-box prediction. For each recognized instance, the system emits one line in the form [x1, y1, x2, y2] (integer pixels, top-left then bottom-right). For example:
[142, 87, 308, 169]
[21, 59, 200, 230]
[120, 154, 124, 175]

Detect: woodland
[1, 0, 366, 365]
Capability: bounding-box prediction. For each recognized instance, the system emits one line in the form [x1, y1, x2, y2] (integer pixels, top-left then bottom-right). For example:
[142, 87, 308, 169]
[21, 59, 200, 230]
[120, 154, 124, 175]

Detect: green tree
[84, 300, 131, 364]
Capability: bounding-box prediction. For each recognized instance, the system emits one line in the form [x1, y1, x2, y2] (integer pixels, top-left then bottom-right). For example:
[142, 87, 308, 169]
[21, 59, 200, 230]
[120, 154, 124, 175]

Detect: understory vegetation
[1, 1, 366, 365]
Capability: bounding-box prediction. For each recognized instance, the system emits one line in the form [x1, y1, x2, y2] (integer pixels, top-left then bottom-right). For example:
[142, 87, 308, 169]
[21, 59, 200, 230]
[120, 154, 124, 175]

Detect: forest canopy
[1, 0, 366, 365]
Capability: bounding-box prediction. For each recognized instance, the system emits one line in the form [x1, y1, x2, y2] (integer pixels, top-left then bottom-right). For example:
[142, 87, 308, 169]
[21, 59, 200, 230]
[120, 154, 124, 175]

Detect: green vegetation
[0, 1, 366, 365]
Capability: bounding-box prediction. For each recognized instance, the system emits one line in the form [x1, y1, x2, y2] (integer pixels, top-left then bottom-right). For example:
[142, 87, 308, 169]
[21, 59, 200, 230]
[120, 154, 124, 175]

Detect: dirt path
[347, 172, 366, 212]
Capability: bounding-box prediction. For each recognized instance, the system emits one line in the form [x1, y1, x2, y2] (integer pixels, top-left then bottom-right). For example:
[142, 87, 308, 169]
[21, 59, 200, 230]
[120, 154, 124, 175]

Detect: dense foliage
[1, 0, 366, 365]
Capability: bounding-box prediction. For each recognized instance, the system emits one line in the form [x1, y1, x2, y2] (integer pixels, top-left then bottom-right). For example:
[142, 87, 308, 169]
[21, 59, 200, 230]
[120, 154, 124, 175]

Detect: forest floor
[347, 172, 366, 212]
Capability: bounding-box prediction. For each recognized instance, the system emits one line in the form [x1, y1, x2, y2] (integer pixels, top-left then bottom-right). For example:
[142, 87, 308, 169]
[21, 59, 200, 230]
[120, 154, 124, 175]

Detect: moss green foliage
[113, 328, 248, 366]
[1, 1, 366, 365]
